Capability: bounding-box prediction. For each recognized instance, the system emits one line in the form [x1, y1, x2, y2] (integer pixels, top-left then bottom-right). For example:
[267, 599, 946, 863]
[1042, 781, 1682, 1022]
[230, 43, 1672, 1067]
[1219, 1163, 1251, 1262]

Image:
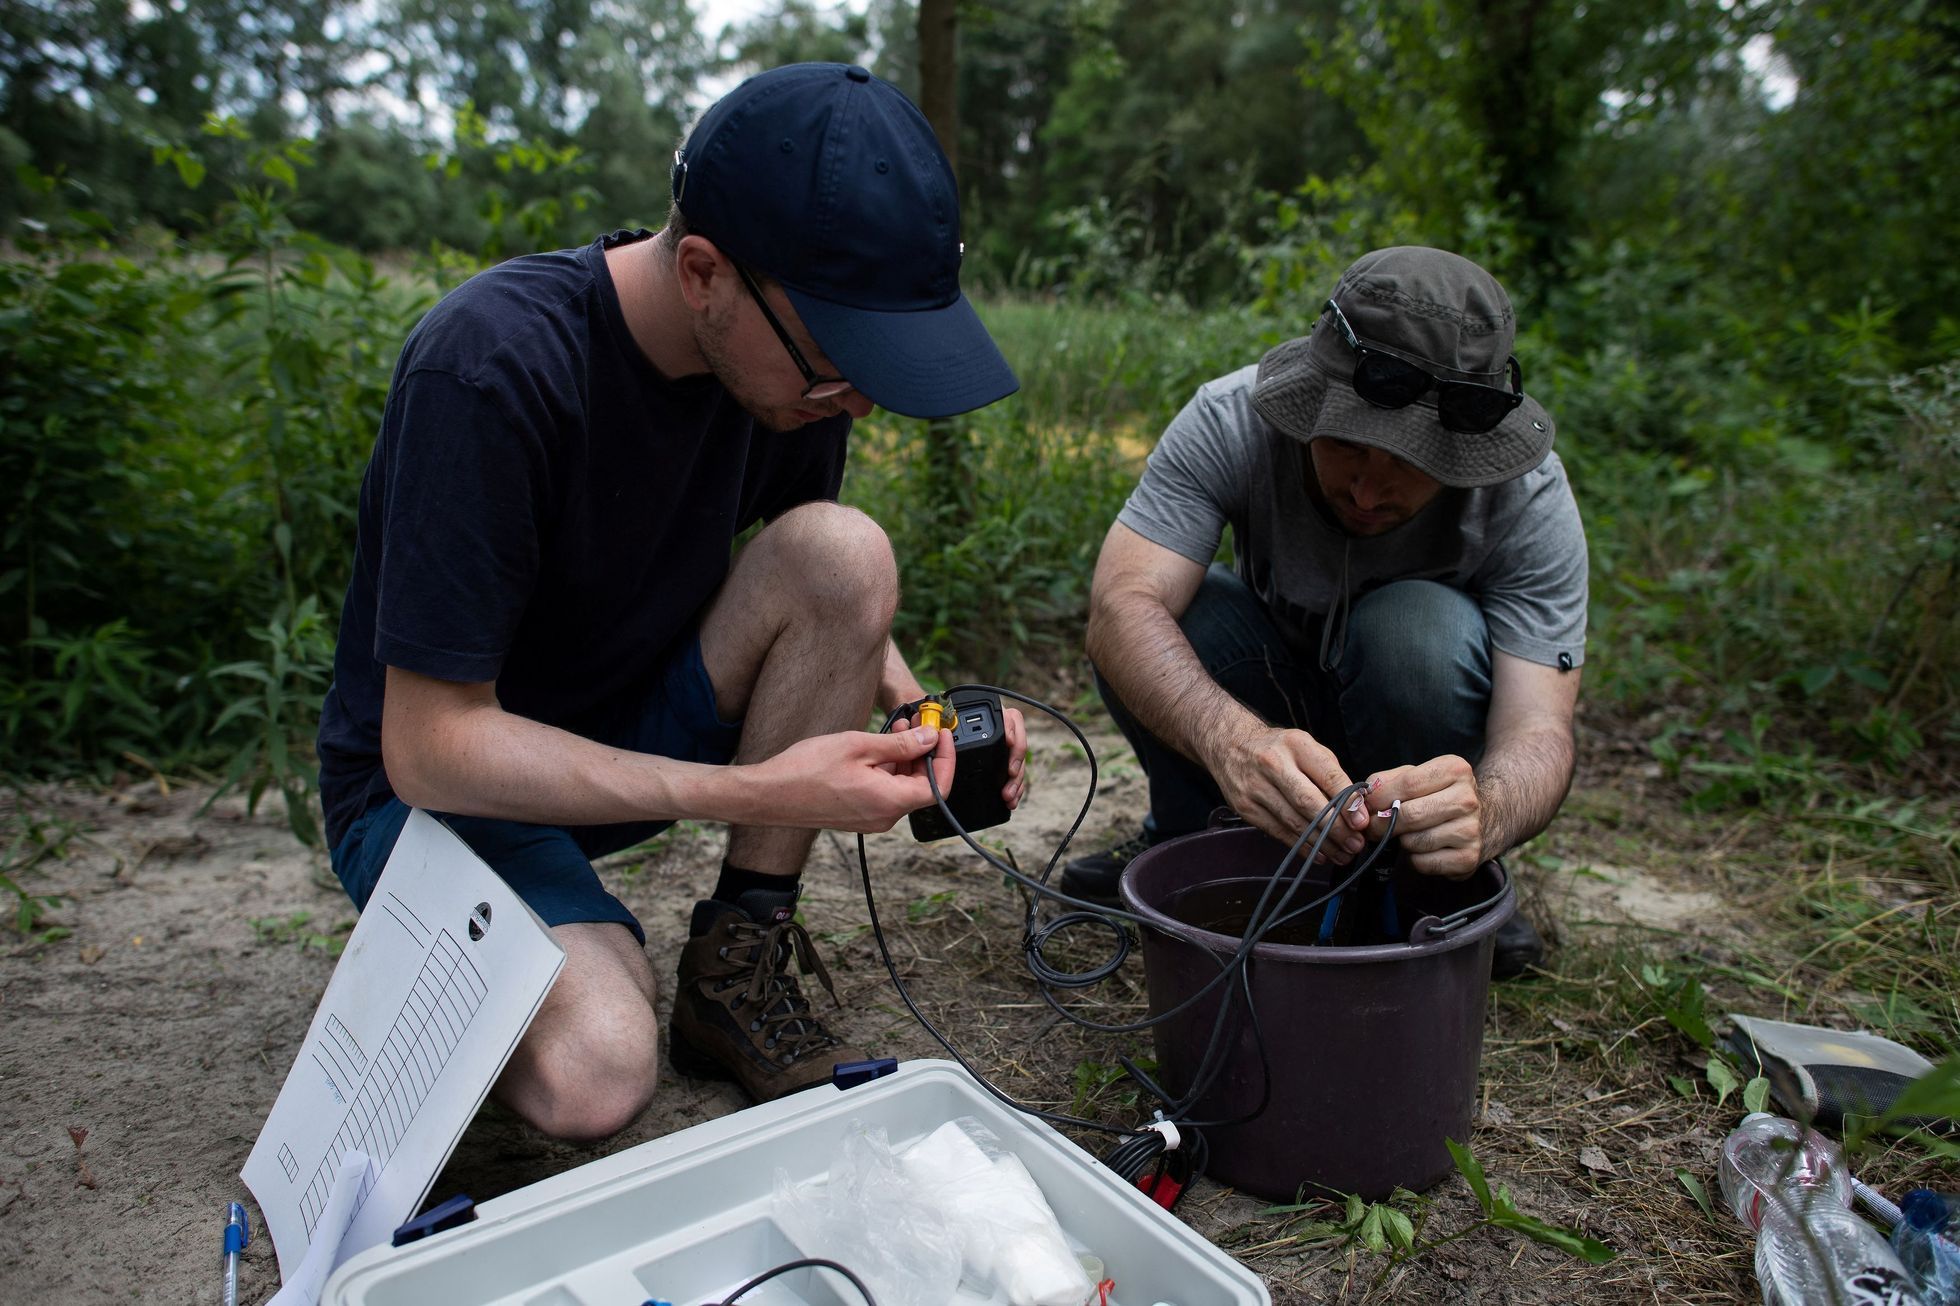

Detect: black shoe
[1491, 913, 1546, 980]
[1058, 829, 1157, 906]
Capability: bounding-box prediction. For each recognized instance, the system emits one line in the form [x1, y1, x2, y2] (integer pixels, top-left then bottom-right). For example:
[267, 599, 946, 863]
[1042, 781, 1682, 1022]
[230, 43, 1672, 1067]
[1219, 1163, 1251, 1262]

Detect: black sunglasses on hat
[1323, 298, 1524, 434]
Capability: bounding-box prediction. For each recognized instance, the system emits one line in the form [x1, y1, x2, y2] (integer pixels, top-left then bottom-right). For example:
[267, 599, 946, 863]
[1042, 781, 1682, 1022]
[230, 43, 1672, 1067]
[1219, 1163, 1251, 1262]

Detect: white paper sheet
[242, 809, 566, 1282]
[263, 1150, 371, 1306]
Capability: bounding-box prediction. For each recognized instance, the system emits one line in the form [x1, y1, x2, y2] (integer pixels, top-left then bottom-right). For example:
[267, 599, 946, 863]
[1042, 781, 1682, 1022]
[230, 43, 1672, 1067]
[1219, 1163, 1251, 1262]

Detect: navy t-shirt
[316, 230, 850, 847]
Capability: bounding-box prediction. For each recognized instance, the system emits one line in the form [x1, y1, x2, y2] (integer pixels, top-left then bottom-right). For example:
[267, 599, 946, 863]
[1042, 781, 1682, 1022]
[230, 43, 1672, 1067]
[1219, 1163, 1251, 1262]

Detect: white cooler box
[322, 1059, 1268, 1306]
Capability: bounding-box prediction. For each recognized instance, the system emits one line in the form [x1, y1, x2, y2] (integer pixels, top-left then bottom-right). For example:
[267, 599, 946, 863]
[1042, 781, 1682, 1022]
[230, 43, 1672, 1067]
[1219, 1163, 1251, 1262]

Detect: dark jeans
[1096, 565, 1492, 840]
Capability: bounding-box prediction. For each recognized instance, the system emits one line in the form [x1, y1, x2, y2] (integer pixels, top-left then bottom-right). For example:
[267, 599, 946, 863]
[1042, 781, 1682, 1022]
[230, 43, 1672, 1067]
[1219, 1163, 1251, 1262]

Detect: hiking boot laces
[715, 916, 841, 1065]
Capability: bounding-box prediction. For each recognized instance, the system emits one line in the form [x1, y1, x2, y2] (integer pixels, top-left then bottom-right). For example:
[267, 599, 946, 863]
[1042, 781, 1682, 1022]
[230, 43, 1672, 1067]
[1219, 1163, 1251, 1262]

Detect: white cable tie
[1143, 1117, 1182, 1152]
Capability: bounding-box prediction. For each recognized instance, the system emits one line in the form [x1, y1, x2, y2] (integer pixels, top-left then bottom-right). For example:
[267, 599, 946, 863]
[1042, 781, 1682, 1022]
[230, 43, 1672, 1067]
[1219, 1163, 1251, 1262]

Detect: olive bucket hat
[1251, 246, 1554, 488]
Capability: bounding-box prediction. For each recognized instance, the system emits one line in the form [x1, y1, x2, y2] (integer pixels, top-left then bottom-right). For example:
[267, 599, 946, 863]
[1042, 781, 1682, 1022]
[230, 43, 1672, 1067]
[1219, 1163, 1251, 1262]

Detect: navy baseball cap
[670, 62, 1019, 420]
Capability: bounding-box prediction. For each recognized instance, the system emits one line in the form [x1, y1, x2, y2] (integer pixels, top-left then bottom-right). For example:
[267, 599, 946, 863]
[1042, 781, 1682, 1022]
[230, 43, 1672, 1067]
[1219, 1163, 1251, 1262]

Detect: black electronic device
[906, 689, 1013, 843]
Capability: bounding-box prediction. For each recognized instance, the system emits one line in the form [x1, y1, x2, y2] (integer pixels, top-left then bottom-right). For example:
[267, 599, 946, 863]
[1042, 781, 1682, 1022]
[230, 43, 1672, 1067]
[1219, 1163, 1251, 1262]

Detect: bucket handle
[1206, 806, 1249, 831]
[1407, 859, 1510, 944]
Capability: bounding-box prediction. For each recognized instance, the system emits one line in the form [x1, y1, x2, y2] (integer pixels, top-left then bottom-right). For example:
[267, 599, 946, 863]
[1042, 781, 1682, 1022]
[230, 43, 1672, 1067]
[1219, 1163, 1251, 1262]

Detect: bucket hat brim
[787, 284, 1019, 420]
[1253, 336, 1555, 489]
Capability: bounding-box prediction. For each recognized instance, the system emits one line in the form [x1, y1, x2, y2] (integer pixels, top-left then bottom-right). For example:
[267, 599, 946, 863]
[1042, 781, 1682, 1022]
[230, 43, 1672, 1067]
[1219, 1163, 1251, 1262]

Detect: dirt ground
[0, 711, 1779, 1304]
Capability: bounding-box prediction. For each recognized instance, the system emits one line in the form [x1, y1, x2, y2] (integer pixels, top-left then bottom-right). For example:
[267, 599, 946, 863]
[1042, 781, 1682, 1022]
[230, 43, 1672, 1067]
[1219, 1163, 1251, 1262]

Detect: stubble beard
[694, 311, 820, 433]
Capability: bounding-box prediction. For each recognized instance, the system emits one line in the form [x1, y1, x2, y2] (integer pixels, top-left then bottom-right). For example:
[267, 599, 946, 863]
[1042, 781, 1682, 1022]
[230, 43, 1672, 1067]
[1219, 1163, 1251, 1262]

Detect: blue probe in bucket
[1317, 799, 1402, 945]
[1315, 864, 1402, 944]
[1315, 888, 1342, 945]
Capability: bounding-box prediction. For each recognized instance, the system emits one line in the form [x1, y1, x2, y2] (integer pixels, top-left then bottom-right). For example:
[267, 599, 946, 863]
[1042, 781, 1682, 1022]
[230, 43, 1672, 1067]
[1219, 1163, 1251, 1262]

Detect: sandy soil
[0, 714, 1762, 1304]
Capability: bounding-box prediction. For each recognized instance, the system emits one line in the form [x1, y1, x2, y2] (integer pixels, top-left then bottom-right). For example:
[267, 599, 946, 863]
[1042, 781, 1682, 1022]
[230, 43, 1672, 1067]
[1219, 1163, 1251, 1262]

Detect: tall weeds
[2, 150, 1953, 835]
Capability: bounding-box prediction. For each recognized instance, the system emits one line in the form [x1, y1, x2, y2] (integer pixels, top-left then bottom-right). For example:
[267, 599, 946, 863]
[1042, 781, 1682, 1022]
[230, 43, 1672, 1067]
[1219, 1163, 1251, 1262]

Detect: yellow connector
[914, 695, 959, 733]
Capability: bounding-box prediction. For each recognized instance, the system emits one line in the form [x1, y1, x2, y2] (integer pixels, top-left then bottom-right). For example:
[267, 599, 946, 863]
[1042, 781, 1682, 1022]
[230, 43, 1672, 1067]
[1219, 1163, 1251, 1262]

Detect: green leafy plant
[250, 910, 353, 956]
[6, 621, 167, 771]
[1644, 964, 1716, 1049]
[1264, 1189, 1421, 1257]
[1068, 1057, 1151, 1115]
[0, 796, 77, 941]
[206, 595, 335, 846]
[1637, 963, 1773, 1110]
[905, 888, 961, 924]
[1444, 1139, 1617, 1265]
[425, 101, 598, 264]
[1263, 1143, 1613, 1284]
[1675, 1168, 1716, 1221]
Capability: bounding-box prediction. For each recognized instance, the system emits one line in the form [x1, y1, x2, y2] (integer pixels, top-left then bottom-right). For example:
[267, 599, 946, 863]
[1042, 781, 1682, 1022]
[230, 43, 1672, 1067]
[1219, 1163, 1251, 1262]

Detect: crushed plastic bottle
[1892, 1190, 1960, 1305]
[1718, 1112, 1924, 1306]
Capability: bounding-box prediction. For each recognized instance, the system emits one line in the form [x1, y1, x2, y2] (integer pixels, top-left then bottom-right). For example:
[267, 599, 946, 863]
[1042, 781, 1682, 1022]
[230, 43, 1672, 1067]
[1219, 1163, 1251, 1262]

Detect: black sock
[712, 860, 797, 905]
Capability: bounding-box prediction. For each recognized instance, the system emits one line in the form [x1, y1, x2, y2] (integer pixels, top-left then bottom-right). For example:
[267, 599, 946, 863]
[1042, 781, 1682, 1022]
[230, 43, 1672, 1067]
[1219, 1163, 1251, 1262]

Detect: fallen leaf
[1706, 1056, 1740, 1107]
[1676, 1168, 1715, 1219]
[68, 1128, 97, 1189]
[1579, 1145, 1614, 1175]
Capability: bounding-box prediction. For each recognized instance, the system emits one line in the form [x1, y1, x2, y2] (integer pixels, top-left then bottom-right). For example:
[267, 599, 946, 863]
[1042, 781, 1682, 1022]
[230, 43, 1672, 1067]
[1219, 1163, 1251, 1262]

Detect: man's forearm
[1086, 591, 1264, 772]
[1473, 725, 1575, 861]
[386, 696, 759, 829]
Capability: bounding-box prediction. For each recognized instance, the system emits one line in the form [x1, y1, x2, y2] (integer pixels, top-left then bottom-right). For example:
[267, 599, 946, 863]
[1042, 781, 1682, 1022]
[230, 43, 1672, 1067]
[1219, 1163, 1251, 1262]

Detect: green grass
[0, 794, 78, 942]
[248, 909, 354, 955]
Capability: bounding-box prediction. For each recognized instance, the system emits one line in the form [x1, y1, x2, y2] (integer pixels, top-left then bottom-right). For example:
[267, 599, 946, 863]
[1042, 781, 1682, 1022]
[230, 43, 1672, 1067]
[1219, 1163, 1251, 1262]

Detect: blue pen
[223, 1202, 249, 1306]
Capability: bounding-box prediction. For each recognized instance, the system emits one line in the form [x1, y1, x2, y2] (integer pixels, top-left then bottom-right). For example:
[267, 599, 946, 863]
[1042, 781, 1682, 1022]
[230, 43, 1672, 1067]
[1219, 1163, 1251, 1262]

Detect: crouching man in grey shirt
[1062, 246, 1586, 978]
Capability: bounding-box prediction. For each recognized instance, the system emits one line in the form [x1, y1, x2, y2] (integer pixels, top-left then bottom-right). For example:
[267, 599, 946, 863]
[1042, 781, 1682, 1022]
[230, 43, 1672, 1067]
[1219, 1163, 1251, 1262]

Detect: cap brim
[1310, 385, 1555, 488]
[1254, 336, 1554, 489]
[785, 285, 1019, 420]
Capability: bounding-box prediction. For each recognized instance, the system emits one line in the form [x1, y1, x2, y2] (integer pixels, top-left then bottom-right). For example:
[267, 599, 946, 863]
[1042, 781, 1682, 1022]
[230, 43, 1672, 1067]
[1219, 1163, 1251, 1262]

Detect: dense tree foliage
[7, 0, 1954, 352]
[1, 0, 1955, 811]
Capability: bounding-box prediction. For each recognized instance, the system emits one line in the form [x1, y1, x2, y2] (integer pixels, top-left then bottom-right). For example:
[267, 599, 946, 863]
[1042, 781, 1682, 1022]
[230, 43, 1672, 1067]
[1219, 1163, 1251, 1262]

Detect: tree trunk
[918, 0, 959, 180]
[916, 0, 971, 528]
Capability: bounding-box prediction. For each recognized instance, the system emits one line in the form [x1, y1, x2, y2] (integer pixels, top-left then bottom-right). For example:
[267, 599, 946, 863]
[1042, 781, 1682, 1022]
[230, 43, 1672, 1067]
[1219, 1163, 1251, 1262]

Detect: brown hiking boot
[668, 888, 864, 1101]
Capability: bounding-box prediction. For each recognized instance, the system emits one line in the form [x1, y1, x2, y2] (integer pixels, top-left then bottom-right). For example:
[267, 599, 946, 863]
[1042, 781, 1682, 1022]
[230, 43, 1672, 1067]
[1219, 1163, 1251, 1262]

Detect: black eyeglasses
[734, 263, 854, 401]
[1323, 298, 1524, 434]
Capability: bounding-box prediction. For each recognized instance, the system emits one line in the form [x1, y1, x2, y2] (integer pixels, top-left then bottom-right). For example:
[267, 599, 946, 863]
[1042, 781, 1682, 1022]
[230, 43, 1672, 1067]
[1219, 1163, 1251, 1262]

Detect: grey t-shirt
[1118, 364, 1588, 669]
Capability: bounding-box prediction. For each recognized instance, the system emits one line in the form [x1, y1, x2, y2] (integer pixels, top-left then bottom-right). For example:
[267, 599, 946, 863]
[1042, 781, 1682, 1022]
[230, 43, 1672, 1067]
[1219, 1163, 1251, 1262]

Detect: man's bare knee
[748, 502, 899, 623]
[520, 1024, 661, 1141]
[496, 922, 662, 1141]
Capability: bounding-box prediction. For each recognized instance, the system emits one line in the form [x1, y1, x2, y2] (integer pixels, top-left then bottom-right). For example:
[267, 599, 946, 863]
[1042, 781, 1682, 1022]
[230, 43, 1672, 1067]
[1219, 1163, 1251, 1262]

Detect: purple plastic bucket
[1119, 825, 1514, 1201]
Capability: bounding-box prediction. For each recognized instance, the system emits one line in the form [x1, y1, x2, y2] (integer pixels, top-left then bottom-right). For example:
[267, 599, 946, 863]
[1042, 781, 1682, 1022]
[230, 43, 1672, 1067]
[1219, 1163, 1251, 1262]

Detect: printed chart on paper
[295, 910, 490, 1238]
[242, 810, 565, 1280]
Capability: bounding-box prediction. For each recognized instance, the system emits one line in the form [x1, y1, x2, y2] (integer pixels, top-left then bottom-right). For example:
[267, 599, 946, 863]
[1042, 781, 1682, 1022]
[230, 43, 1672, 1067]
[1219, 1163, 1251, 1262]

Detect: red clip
[1096, 1277, 1116, 1305]
[1136, 1170, 1184, 1209]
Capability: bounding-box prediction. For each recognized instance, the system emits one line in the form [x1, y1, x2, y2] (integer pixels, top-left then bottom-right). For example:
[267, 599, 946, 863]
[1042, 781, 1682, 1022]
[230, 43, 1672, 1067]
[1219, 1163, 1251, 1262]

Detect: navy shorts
[328, 635, 742, 946]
